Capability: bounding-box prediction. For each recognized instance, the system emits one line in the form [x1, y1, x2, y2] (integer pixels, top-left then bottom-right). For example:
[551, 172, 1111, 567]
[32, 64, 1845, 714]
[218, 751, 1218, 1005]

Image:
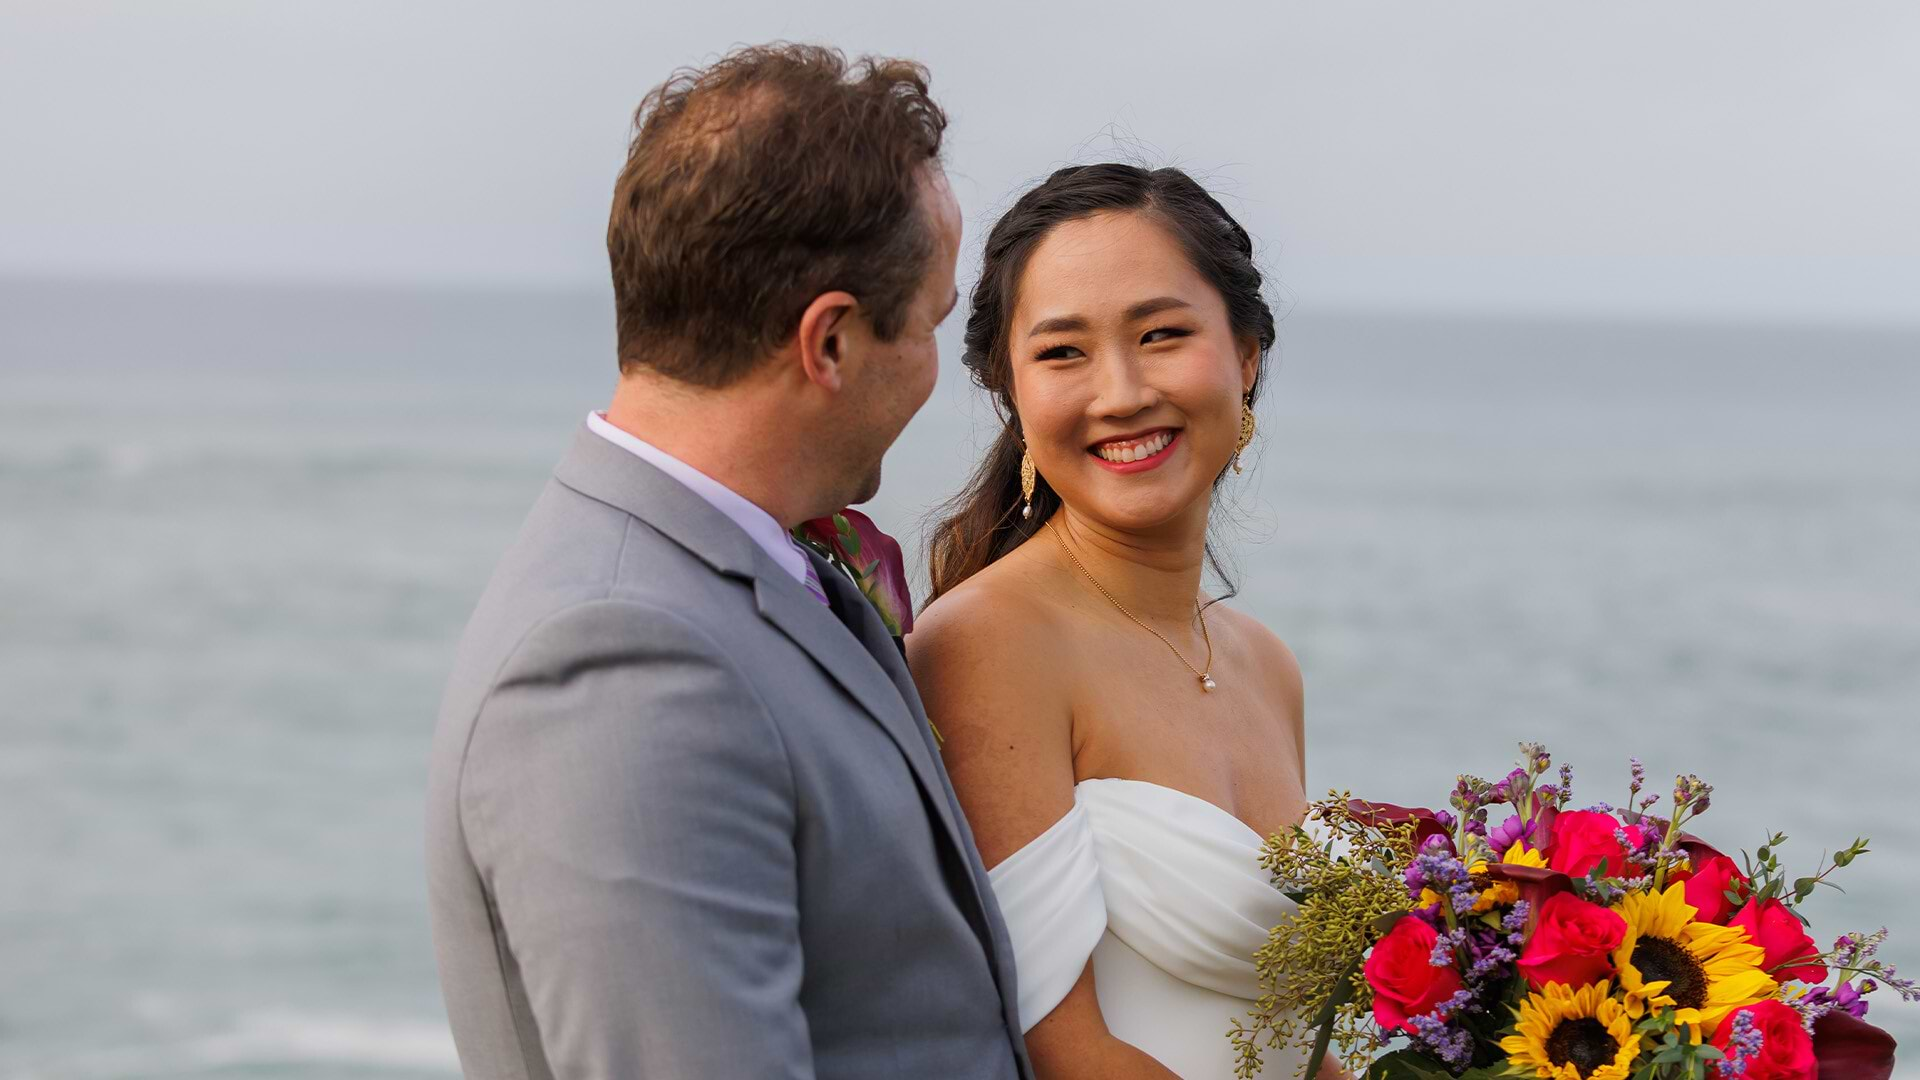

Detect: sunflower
[1610, 883, 1776, 1034]
[1500, 980, 1639, 1080]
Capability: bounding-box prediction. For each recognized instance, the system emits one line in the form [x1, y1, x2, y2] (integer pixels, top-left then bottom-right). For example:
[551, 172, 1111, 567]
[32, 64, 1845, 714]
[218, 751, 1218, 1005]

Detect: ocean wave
[6, 1008, 459, 1079]
[0, 442, 539, 483]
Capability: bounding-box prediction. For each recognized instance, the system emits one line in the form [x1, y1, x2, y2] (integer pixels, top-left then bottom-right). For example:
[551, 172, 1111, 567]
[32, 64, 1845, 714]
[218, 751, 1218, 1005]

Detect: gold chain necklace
[1045, 518, 1218, 693]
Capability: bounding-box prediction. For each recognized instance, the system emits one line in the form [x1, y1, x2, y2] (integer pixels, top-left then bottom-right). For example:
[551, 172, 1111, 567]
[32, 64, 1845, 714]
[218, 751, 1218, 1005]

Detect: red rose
[1546, 810, 1644, 879]
[1679, 854, 1750, 925]
[1711, 1000, 1816, 1080]
[1730, 898, 1827, 984]
[1517, 892, 1627, 990]
[1364, 917, 1464, 1034]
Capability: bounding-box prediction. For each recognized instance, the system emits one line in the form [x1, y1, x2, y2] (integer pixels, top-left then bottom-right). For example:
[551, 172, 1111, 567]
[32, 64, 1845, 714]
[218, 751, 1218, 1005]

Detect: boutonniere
[792, 509, 914, 637]
[793, 510, 940, 745]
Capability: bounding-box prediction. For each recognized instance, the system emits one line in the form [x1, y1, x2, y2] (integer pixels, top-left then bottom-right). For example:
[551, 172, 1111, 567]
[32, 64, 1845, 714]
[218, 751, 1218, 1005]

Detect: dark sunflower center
[1633, 935, 1709, 1009]
[1546, 1017, 1614, 1078]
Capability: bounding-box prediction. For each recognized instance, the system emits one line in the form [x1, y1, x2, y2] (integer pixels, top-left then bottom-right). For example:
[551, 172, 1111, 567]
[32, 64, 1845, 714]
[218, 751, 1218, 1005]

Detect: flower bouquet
[1231, 744, 1911, 1080]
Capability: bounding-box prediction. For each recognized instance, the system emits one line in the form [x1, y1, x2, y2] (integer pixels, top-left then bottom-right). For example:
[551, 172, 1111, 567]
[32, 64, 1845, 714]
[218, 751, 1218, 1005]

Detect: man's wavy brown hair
[607, 43, 948, 387]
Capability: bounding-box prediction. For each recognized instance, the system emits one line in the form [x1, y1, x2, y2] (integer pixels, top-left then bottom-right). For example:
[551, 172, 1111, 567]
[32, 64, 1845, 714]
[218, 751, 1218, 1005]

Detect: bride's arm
[911, 585, 1182, 1080]
[1023, 964, 1185, 1080]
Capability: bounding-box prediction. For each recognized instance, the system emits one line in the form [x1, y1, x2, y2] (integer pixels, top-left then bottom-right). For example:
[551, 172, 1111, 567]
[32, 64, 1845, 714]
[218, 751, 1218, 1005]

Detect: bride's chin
[1068, 490, 1211, 535]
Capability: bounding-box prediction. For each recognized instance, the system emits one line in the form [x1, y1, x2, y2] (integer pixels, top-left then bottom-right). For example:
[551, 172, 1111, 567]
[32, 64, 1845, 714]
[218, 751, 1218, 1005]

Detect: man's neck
[603, 371, 814, 529]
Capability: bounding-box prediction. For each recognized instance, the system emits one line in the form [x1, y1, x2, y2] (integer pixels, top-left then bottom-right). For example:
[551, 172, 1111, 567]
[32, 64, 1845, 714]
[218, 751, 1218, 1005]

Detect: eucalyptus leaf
[1371, 910, 1410, 935]
[1363, 1049, 1452, 1080]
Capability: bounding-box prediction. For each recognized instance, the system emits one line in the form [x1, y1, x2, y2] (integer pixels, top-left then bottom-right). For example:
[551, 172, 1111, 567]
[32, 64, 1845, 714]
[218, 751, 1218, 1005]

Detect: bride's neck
[1047, 505, 1210, 624]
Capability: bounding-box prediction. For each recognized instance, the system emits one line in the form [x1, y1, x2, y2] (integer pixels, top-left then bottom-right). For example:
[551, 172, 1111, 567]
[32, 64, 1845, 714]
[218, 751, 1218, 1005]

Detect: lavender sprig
[1716, 1008, 1765, 1077]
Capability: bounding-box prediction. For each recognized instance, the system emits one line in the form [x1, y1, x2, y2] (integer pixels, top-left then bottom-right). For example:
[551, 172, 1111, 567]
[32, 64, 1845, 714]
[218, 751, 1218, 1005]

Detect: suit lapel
[753, 558, 967, 861]
[551, 423, 985, 932]
[799, 556, 1015, 1013]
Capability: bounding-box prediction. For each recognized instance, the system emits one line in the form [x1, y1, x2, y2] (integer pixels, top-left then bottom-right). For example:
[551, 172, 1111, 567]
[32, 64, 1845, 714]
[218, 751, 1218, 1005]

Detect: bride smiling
[911, 163, 1325, 1079]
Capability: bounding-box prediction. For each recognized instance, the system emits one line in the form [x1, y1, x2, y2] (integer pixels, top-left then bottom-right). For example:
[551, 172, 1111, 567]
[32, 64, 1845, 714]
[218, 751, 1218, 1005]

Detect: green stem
[1651, 807, 1686, 893]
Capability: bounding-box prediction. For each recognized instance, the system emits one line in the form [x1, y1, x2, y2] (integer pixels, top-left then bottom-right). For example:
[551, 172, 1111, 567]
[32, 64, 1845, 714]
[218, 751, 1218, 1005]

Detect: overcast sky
[3, 1, 1917, 323]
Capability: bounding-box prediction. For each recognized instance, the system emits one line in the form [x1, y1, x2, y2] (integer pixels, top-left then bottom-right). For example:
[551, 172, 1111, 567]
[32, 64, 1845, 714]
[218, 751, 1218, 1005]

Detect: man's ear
[797, 291, 860, 391]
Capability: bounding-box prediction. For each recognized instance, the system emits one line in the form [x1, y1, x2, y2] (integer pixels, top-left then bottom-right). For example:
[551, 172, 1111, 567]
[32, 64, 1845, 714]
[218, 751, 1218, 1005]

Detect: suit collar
[552, 421, 763, 581]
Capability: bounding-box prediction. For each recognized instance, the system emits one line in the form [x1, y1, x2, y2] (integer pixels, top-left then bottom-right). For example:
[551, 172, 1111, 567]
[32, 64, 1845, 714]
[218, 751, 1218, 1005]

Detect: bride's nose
[1088, 350, 1161, 420]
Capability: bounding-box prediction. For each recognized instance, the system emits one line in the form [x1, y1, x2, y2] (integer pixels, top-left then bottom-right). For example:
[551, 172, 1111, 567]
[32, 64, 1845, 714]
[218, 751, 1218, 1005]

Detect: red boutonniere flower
[795, 509, 914, 637]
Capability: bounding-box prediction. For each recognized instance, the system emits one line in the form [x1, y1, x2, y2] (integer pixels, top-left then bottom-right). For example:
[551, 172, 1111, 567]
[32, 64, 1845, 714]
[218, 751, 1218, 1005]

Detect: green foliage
[1364, 1049, 1453, 1079]
[1231, 796, 1419, 1079]
[1741, 833, 1871, 924]
[1629, 1009, 1725, 1080]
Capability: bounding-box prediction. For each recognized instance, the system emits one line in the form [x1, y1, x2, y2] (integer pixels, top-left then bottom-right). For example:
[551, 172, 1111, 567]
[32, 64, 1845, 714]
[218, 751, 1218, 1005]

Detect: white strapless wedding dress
[988, 778, 1307, 1079]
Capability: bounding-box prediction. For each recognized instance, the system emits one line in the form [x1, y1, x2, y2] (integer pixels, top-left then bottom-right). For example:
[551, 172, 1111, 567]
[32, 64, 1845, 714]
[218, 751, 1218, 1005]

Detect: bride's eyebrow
[1026, 295, 1193, 337]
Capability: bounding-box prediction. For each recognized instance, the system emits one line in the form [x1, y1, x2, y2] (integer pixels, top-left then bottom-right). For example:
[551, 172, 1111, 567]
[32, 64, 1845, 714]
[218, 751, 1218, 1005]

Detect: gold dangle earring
[1232, 395, 1257, 474]
[1019, 445, 1038, 520]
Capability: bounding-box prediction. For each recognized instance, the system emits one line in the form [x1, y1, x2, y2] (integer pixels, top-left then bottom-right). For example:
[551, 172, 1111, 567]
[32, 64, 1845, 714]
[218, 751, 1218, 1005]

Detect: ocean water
[3, 279, 1916, 1076]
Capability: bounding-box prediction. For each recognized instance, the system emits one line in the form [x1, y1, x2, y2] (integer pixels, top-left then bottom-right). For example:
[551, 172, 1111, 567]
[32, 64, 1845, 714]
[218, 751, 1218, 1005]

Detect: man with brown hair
[425, 44, 1031, 1079]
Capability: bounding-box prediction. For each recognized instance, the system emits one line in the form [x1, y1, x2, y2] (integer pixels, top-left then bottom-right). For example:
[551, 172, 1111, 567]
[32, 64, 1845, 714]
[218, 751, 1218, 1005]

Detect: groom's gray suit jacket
[426, 425, 1032, 1079]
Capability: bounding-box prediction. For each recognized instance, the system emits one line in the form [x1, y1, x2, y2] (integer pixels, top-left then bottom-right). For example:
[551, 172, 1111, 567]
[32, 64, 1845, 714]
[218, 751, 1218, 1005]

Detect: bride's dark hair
[925, 163, 1277, 605]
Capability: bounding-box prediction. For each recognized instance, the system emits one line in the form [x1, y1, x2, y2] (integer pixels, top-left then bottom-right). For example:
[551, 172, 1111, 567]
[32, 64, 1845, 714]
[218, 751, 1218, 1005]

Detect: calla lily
[1347, 799, 1454, 854]
[1481, 862, 1576, 937]
[1812, 1010, 1897, 1079]
[797, 508, 914, 636]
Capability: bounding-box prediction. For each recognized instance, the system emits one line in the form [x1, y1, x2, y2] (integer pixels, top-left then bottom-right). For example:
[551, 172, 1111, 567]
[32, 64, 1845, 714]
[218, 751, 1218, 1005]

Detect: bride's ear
[797, 290, 860, 391]
[1237, 333, 1261, 396]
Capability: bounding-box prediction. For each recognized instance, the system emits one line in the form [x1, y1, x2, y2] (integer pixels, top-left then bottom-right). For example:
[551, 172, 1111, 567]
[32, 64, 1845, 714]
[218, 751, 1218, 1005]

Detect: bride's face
[1008, 210, 1257, 534]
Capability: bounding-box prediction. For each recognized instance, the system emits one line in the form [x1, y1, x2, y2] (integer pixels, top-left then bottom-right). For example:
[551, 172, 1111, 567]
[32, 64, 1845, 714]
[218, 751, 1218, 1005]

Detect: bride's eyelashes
[1031, 326, 1194, 362]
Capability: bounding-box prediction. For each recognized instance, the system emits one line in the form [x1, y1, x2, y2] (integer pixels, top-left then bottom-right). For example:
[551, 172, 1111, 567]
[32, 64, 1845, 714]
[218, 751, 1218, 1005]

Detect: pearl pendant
[1200, 674, 1217, 692]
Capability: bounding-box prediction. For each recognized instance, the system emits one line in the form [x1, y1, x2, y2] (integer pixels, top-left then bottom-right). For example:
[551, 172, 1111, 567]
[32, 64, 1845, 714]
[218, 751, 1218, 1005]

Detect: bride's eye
[1141, 327, 1193, 345]
[1035, 343, 1081, 361]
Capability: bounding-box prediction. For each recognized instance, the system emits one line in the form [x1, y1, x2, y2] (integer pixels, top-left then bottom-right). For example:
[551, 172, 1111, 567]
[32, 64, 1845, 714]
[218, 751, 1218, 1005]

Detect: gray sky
[3, 0, 1917, 323]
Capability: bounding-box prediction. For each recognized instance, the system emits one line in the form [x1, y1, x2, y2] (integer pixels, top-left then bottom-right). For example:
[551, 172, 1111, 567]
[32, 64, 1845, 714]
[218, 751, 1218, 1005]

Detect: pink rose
[1730, 898, 1827, 984]
[1517, 892, 1627, 990]
[1364, 917, 1464, 1034]
[1712, 1000, 1816, 1080]
[1546, 810, 1645, 879]
[1678, 854, 1750, 925]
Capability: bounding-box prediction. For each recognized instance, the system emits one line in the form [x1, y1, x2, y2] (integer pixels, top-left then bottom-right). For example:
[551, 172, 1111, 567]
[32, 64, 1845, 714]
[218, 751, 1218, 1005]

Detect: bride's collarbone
[1070, 699, 1304, 838]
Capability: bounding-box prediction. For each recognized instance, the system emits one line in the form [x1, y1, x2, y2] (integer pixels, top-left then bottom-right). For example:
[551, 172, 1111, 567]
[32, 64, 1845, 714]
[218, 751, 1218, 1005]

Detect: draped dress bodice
[987, 778, 1306, 1078]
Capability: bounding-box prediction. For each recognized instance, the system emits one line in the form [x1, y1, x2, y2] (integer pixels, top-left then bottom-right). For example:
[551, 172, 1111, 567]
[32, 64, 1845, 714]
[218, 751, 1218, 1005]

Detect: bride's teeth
[1097, 432, 1174, 463]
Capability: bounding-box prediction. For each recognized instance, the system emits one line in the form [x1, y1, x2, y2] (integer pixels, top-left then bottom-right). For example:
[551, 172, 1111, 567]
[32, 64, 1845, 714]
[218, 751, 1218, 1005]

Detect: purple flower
[1717, 1006, 1766, 1077]
[1488, 814, 1527, 854]
[1406, 989, 1478, 1068]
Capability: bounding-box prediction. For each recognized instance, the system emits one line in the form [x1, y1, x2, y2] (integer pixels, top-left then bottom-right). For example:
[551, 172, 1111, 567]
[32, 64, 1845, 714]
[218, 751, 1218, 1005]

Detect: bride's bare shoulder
[908, 554, 1075, 736]
[911, 557, 1071, 676]
[910, 554, 1078, 859]
[1211, 603, 1303, 702]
